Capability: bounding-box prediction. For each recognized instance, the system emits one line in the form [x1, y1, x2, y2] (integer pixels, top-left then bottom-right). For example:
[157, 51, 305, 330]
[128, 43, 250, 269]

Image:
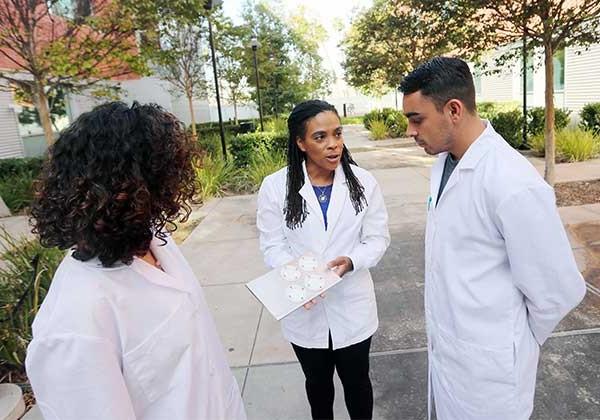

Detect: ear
[446, 99, 463, 122]
[296, 137, 306, 152]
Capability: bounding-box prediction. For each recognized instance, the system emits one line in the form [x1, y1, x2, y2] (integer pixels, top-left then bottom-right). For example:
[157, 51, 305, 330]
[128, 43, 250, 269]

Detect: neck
[449, 117, 486, 159]
[306, 160, 334, 185]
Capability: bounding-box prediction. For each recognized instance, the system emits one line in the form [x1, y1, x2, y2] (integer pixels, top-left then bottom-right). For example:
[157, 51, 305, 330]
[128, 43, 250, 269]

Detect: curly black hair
[30, 101, 198, 267]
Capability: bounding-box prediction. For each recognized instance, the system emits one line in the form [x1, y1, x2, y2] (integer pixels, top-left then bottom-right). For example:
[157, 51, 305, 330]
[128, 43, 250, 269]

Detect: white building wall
[324, 78, 399, 116]
[479, 65, 516, 103]
[120, 76, 173, 111]
[565, 43, 600, 118]
[0, 88, 25, 159]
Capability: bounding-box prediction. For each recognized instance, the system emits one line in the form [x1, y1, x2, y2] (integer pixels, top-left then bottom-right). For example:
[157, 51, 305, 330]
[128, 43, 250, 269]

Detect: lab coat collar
[131, 235, 195, 294]
[457, 120, 495, 170]
[298, 160, 348, 240]
[429, 120, 494, 207]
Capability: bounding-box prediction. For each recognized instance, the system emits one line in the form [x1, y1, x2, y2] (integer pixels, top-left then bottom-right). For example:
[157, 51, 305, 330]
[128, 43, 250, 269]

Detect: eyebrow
[311, 126, 342, 136]
[405, 112, 421, 118]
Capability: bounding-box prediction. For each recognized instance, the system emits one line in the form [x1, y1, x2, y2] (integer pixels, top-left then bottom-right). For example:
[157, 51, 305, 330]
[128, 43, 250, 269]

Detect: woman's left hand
[327, 256, 354, 277]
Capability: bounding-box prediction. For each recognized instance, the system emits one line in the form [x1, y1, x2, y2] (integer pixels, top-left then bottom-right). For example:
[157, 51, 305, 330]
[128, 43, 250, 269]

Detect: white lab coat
[425, 122, 586, 420]
[257, 161, 390, 349]
[26, 235, 246, 420]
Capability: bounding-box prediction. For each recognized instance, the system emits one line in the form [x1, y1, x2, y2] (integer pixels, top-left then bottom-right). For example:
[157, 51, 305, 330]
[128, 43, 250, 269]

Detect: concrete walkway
[181, 125, 600, 420]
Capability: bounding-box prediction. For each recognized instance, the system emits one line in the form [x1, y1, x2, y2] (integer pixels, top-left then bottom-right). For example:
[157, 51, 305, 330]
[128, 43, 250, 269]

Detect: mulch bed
[555, 179, 600, 207]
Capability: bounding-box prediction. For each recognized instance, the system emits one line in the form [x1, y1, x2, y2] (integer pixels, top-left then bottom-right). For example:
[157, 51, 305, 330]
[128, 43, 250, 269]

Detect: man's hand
[327, 256, 354, 277]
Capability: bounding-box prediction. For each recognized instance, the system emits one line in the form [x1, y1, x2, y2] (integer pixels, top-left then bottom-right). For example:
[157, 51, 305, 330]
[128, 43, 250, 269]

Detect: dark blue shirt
[312, 184, 333, 230]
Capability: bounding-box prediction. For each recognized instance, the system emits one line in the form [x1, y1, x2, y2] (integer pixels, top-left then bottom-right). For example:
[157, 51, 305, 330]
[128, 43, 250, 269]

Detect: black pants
[292, 334, 373, 420]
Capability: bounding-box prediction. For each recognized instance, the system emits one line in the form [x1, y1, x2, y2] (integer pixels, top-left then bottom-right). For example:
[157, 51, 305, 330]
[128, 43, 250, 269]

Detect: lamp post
[250, 36, 264, 132]
[205, 0, 227, 158]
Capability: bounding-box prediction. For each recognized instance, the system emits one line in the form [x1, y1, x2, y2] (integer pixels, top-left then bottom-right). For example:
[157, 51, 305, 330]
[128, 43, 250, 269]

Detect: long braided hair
[285, 100, 367, 229]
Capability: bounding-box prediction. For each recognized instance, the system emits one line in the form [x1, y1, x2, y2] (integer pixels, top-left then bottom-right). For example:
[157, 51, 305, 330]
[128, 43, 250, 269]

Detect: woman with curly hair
[25, 102, 246, 420]
[257, 100, 390, 419]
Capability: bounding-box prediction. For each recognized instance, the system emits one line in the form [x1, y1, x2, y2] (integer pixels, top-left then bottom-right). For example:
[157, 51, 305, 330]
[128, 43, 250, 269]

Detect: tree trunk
[32, 81, 55, 146]
[187, 93, 197, 138]
[233, 98, 238, 124]
[543, 42, 556, 186]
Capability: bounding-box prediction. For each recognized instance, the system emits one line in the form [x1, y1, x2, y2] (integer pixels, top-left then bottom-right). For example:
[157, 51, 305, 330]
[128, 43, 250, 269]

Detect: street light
[250, 36, 264, 132]
[205, 0, 227, 158]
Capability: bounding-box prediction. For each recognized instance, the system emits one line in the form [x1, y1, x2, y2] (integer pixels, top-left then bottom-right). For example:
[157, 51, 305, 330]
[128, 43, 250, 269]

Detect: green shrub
[194, 155, 237, 203]
[529, 133, 545, 156]
[527, 107, 571, 136]
[264, 117, 288, 133]
[0, 172, 36, 213]
[198, 132, 225, 159]
[242, 147, 287, 193]
[579, 103, 600, 134]
[363, 108, 407, 138]
[477, 101, 520, 120]
[557, 128, 600, 162]
[0, 158, 44, 179]
[490, 110, 525, 149]
[369, 119, 388, 140]
[526, 128, 600, 162]
[341, 115, 363, 125]
[0, 158, 45, 214]
[0, 229, 64, 372]
[230, 131, 288, 167]
[192, 119, 258, 138]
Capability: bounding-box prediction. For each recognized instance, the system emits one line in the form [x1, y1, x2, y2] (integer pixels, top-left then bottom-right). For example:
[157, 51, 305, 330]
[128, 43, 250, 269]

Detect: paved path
[180, 126, 600, 419]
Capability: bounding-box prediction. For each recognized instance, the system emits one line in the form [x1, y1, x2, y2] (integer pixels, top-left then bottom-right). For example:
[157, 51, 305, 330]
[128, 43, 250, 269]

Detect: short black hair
[399, 57, 477, 113]
[31, 101, 198, 267]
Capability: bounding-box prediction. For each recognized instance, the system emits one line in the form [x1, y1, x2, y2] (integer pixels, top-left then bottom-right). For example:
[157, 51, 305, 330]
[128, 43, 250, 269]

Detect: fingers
[303, 294, 326, 310]
[327, 256, 346, 269]
[303, 299, 317, 310]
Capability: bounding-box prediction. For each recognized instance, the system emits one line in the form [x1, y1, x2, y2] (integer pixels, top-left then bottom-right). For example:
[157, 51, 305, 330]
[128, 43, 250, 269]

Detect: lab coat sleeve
[256, 176, 295, 268]
[26, 333, 136, 420]
[347, 181, 391, 273]
[495, 185, 586, 345]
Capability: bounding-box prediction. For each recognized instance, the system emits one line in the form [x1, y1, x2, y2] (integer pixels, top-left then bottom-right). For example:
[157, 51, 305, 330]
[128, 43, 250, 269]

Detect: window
[520, 53, 534, 94]
[553, 49, 565, 92]
[49, 0, 91, 19]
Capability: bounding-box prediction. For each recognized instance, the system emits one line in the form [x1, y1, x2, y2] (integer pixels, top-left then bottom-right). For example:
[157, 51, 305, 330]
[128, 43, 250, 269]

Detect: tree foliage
[341, 0, 489, 95]
[0, 0, 149, 145]
[239, 1, 332, 116]
[429, 0, 600, 184]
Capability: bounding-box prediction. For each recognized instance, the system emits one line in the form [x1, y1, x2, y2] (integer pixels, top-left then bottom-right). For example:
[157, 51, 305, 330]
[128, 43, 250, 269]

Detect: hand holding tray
[246, 254, 342, 320]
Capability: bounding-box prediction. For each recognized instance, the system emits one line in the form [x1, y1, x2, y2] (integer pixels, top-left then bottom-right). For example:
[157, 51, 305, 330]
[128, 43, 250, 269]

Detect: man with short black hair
[400, 56, 586, 420]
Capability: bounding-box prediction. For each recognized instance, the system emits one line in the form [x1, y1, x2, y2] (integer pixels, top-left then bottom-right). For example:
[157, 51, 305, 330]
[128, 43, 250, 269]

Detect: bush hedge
[490, 110, 525, 149]
[0, 230, 64, 372]
[527, 107, 571, 136]
[363, 108, 408, 138]
[230, 131, 288, 168]
[580, 103, 600, 134]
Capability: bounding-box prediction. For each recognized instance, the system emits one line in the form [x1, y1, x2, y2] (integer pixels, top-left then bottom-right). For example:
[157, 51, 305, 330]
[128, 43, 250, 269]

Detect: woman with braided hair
[257, 99, 390, 419]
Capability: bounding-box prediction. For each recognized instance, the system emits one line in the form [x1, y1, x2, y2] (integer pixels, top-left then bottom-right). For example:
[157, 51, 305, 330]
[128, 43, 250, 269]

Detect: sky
[221, 0, 373, 77]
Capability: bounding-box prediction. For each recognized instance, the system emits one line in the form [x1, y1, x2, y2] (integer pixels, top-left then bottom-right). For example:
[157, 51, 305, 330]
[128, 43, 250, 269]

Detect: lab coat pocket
[436, 328, 516, 416]
[123, 296, 197, 405]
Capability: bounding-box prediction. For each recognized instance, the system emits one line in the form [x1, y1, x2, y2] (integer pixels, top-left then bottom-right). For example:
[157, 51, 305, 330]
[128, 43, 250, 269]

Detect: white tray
[246, 255, 342, 320]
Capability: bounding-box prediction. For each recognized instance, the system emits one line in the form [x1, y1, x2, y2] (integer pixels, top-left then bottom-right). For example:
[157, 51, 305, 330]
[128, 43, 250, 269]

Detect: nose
[327, 135, 341, 149]
[406, 126, 417, 138]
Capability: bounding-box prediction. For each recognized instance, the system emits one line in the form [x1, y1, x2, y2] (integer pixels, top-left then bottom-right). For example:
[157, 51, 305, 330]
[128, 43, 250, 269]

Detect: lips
[325, 154, 340, 163]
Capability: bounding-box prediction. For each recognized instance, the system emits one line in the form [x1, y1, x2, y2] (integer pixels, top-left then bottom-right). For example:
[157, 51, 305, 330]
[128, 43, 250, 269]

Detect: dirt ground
[555, 179, 600, 207]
